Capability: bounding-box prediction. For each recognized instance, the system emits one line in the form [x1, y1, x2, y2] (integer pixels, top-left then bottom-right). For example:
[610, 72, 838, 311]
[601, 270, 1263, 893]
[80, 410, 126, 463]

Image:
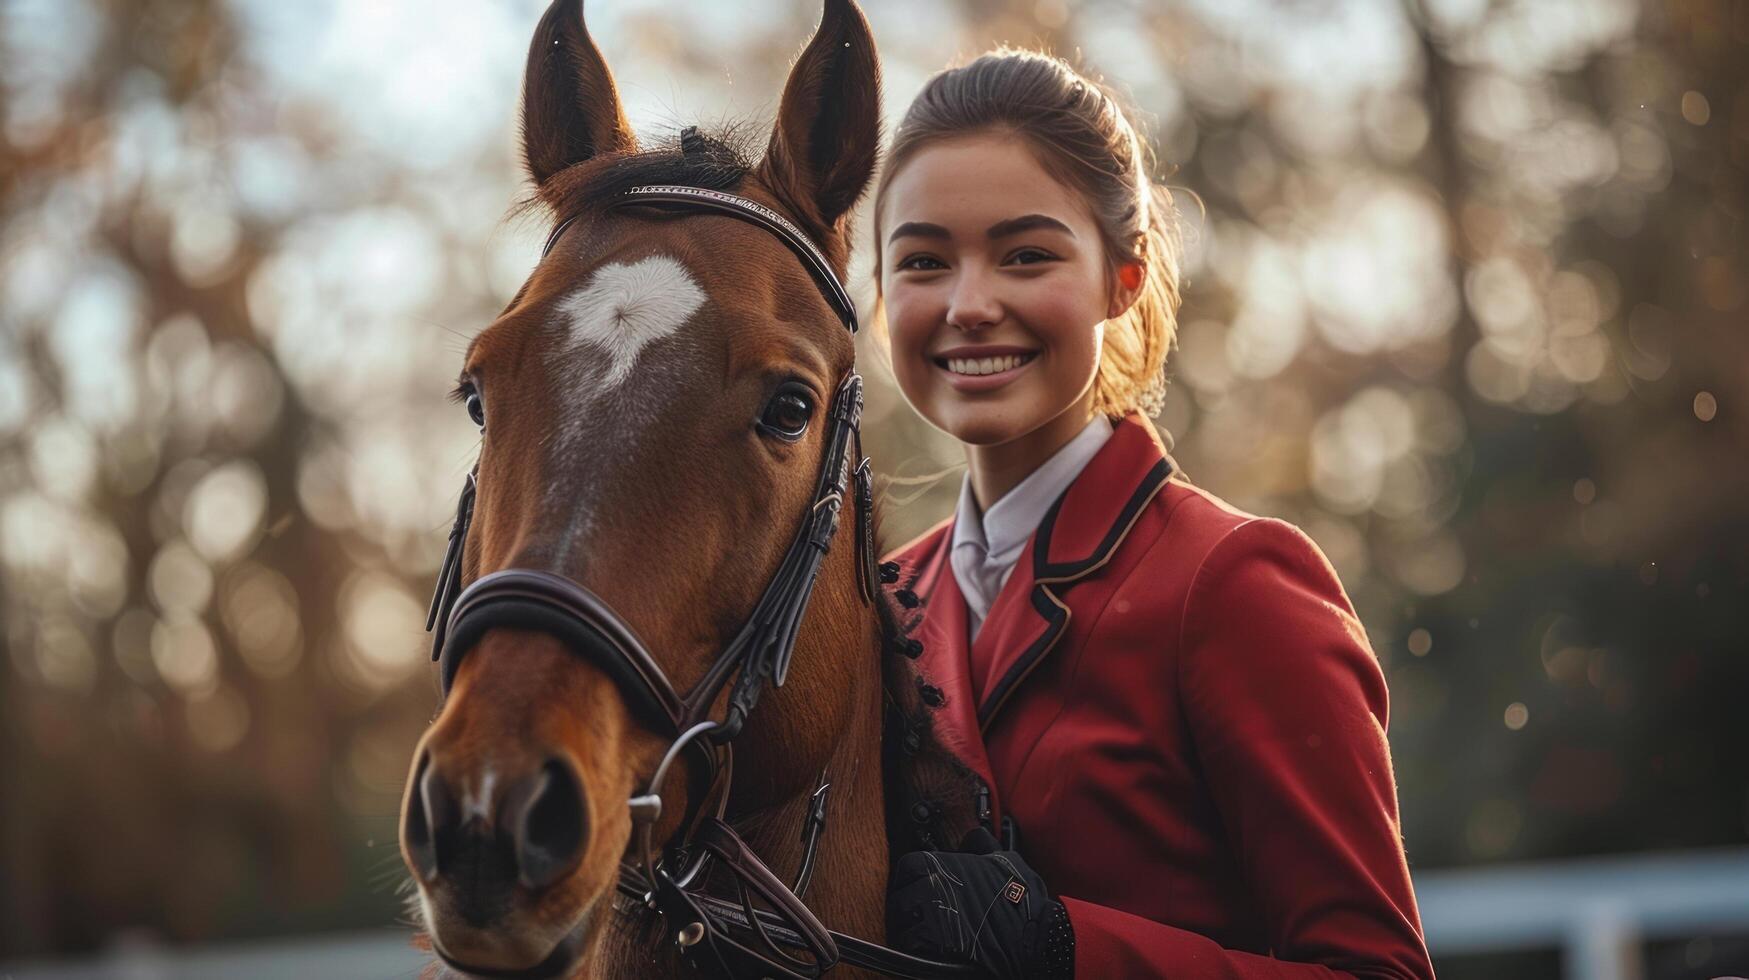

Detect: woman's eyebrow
[888, 221, 950, 243]
[986, 213, 1074, 239]
[888, 214, 1075, 244]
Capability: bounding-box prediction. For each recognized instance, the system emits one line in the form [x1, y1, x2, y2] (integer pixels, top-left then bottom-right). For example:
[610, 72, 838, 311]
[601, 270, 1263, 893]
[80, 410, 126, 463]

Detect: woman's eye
[465, 389, 485, 428]
[895, 254, 946, 272]
[1005, 247, 1056, 265]
[758, 385, 814, 441]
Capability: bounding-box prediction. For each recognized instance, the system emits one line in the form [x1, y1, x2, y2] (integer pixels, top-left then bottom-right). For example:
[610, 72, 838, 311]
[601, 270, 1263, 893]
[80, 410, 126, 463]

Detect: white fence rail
[6, 848, 1749, 979]
[1415, 846, 1749, 979]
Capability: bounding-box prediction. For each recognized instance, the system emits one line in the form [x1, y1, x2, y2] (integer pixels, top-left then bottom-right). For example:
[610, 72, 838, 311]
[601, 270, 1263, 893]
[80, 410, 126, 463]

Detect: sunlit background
[2, 0, 1745, 977]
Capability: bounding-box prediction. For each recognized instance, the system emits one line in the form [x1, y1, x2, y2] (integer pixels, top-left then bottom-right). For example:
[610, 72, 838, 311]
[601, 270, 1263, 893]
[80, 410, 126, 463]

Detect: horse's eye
[758, 384, 814, 441]
[465, 389, 485, 428]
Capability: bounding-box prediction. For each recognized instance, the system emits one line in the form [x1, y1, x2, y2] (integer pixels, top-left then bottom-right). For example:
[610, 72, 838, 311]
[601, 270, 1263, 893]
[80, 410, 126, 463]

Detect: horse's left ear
[758, 0, 881, 234]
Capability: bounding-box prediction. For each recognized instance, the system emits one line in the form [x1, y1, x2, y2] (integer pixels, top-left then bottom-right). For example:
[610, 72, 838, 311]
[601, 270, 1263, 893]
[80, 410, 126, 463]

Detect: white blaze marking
[463, 769, 497, 825]
[558, 255, 705, 386]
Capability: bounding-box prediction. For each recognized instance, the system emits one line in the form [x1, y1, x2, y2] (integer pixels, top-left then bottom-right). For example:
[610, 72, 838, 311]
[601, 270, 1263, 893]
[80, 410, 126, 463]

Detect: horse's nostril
[405, 753, 457, 880]
[508, 757, 588, 891]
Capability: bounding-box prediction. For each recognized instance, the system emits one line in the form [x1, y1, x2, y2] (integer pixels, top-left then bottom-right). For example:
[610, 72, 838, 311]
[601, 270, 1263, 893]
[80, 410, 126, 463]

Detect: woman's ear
[1108, 262, 1145, 319]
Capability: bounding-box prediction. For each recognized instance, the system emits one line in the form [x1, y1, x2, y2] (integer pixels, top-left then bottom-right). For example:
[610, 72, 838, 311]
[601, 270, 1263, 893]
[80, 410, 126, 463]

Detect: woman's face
[880, 131, 1120, 447]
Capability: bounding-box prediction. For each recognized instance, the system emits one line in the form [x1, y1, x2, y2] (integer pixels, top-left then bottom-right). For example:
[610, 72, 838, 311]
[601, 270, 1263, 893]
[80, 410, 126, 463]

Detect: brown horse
[397, 2, 979, 978]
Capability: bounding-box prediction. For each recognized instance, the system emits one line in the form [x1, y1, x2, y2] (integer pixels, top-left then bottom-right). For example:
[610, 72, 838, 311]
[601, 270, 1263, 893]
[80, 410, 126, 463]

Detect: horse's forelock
[520, 124, 758, 229]
[514, 122, 857, 276]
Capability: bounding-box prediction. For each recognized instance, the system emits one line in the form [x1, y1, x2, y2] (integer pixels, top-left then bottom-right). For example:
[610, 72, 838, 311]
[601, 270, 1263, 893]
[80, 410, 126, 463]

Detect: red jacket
[886, 414, 1435, 979]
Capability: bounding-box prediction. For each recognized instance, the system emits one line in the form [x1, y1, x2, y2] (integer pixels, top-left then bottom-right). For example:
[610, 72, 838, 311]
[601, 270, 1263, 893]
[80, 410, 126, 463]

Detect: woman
[875, 50, 1436, 979]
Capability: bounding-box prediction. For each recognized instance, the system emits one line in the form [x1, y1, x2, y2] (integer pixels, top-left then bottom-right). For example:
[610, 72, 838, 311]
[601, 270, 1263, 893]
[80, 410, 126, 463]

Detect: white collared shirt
[950, 416, 1114, 640]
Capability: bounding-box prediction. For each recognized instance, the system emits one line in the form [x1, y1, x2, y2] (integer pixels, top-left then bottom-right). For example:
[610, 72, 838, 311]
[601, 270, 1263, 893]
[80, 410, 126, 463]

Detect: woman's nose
[944, 269, 1001, 331]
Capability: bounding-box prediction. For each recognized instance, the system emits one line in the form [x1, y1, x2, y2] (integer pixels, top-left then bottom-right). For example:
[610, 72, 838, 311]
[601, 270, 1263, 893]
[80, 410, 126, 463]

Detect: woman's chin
[930, 401, 1048, 448]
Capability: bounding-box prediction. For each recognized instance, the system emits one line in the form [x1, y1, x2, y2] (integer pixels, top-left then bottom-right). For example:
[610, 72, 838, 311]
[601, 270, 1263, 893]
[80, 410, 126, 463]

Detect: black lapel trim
[976, 458, 1173, 729]
[1036, 458, 1173, 579]
[976, 583, 1070, 731]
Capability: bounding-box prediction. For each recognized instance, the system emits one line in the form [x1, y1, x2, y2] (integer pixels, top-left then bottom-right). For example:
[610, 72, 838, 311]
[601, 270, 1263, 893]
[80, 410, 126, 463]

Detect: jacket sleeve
[1062, 517, 1435, 979]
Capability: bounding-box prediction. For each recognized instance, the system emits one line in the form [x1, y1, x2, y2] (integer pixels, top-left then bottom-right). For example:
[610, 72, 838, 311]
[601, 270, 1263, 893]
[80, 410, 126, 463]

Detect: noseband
[425, 182, 971, 980]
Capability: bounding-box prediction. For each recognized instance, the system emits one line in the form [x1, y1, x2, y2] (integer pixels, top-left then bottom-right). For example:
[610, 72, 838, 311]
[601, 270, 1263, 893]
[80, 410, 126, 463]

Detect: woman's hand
[886, 827, 1075, 979]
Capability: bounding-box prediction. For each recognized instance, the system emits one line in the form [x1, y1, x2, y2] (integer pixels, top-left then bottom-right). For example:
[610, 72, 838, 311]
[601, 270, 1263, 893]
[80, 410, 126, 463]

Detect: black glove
[887, 827, 1075, 980]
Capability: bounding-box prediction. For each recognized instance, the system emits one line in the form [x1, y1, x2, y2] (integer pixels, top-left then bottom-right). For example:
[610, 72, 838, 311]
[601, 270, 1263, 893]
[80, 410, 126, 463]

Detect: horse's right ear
[521, 0, 637, 190]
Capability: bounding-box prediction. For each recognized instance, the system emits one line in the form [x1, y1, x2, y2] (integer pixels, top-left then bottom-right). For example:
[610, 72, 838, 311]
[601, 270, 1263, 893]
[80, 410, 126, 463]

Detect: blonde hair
[872, 48, 1183, 417]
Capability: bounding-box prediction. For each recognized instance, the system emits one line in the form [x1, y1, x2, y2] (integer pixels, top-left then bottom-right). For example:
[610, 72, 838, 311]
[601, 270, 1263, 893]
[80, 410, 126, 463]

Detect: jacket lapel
[968, 533, 1052, 714]
[973, 414, 1175, 733]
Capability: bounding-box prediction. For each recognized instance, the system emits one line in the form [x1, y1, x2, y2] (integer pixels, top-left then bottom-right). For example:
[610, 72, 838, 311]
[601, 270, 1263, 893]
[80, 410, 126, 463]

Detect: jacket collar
[969, 413, 1174, 731]
[949, 416, 1114, 635]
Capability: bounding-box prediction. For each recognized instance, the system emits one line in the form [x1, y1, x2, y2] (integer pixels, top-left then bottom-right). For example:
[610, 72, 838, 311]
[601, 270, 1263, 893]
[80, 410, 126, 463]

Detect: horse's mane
[877, 535, 991, 866]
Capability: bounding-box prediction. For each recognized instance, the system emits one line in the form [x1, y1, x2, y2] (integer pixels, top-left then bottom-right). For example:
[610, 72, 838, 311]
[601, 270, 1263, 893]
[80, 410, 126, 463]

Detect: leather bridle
[424, 183, 973, 979]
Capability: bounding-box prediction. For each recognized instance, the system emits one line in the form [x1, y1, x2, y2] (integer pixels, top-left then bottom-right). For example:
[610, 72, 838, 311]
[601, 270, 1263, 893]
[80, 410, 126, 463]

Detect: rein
[425, 183, 974, 980]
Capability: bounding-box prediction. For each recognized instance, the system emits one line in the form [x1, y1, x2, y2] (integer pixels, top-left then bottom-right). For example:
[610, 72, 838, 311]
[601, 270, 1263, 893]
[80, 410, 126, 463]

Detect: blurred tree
[0, 0, 465, 954]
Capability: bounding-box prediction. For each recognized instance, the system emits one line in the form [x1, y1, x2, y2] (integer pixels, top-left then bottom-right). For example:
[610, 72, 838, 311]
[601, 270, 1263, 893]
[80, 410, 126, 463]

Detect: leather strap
[439, 569, 684, 731]
[544, 184, 858, 335]
[698, 819, 840, 966]
[424, 468, 475, 663]
[618, 839, 981, 980]
[615, 185, 858, 334]
[686, 891, 982, 979]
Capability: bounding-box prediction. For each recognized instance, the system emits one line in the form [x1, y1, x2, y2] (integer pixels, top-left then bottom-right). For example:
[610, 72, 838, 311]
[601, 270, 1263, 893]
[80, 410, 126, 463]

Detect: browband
[541, 185, 859, 334]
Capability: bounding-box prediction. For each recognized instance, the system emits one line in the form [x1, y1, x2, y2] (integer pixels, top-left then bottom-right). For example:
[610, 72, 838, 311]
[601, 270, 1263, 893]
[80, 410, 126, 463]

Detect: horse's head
[397, 0, 881, 973]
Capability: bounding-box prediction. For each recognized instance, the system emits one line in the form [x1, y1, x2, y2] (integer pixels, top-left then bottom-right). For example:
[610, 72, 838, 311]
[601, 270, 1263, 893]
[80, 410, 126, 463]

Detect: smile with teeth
[938, 352, 1038, 376]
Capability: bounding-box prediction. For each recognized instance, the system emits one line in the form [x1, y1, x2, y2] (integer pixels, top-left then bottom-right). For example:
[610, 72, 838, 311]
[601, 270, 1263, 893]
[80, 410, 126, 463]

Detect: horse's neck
[734, 620, 890, 944]
[595, 601, 891, 979]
